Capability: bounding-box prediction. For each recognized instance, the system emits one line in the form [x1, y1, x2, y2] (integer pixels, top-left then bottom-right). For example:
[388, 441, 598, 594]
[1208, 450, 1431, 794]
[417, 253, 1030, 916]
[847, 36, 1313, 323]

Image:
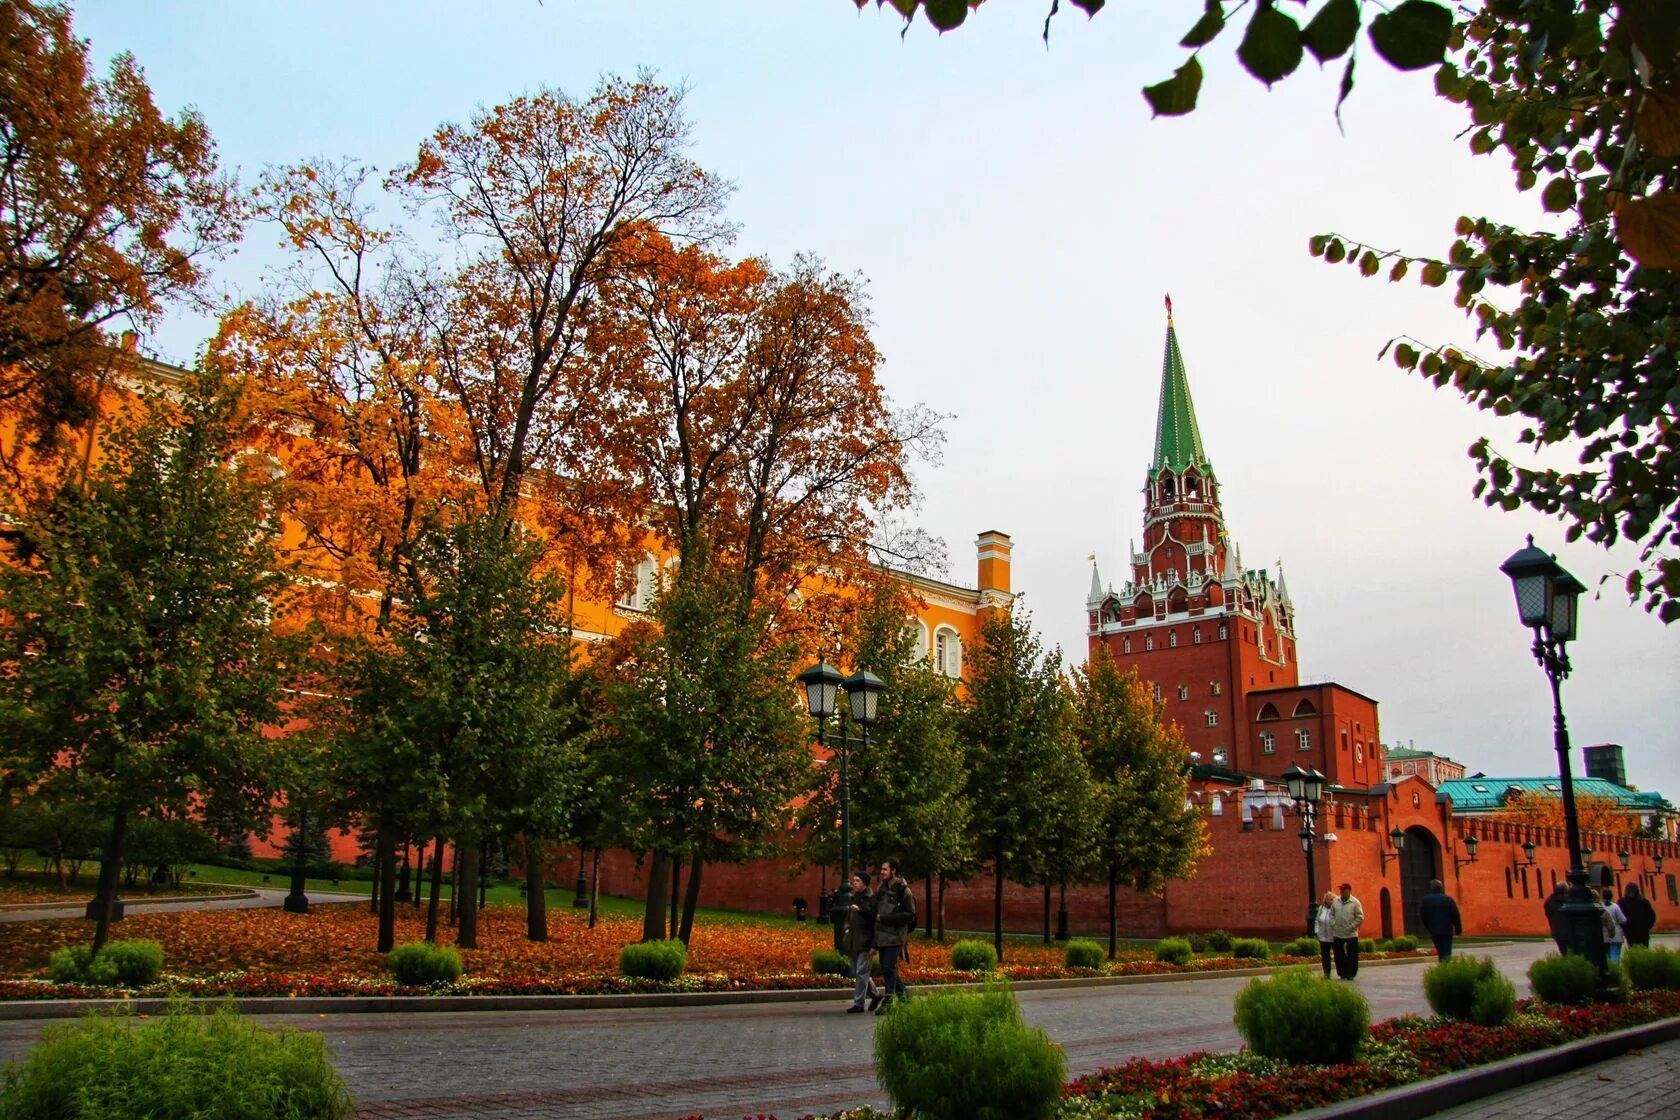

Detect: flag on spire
[1165, 292, 1173, 321]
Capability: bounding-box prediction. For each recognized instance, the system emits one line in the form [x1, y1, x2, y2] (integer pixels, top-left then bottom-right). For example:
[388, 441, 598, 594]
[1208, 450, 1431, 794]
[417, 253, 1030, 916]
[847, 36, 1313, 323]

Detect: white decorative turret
[1277, 561, 1292, 604]
[1087, 559, 1105, 608]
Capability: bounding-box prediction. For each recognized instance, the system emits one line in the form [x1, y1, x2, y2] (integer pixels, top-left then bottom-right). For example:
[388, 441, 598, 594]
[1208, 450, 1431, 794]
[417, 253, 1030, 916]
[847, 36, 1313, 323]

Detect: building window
[1193, 627, 1202, 644]
[617, 553, 659, 611]
[1218, 624, 1228, 640]
[1297, 729, 1312, 751]
[1169, 630, 1179, 648]
[1211, 681, 1222, 696]
[1177, 685, 1189, 701]
[1152, 681, 1163, 702]
[1145, 635, 1154, 651]
[1205, 710, 1219, 727]
[934, 628, 963, 679]
[1123, 637, 1132, 654]
[1261, 732, 1276, 754]
[1341, 731, 1350, 753]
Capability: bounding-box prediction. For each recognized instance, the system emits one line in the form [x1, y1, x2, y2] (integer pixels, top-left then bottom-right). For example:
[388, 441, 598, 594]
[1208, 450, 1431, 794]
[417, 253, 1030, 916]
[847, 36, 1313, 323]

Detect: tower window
[1177, 685, 1189, 701]
[1152, 682, 1163, 702]
[1218, 624, 1228, 640]
[1297, 729, 1312, 751]
[1211, 681, 1222, 696]
[1205, 710, 1219, 728]
[1261, 732, 1276, 754]
[1169, 630, 1178, 648]
[1145, 635, 1154, 651]
[1193, 627, 1201, 644]
[1123, 637, 1132, 654]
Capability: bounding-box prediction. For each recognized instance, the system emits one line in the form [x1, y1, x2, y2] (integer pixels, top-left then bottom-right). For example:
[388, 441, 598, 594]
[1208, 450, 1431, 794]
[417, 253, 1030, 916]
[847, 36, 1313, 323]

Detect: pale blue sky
[75, 2, 1678, 796]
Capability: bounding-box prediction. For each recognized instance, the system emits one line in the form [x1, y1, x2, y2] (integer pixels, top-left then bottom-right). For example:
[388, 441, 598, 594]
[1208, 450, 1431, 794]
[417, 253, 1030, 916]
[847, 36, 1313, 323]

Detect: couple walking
[842, 858, 916, 1014]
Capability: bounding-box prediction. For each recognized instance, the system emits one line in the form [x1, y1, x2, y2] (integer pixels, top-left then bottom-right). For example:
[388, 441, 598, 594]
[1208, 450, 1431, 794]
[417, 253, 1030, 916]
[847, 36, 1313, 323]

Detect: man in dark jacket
[1418, 879, 1464, 960]
[1543, 881, 1569, 953]
[1620, 884, 1658, 948]
[842, 871, 879, 1013]
[873, 858, 916, 1012]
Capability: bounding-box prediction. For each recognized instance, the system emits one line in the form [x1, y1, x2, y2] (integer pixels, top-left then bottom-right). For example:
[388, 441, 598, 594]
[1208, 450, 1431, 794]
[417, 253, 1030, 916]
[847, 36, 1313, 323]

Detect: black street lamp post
[1282, 762, 1326, 938]
[1500, 537, 1609, 988]
[283, 806, 311, 914]
[797, 660, 884, 955]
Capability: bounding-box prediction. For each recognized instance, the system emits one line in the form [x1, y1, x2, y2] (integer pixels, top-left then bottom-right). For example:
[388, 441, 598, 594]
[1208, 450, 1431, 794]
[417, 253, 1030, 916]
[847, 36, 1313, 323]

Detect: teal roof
[1439, 777, 1670, 814]
[1151, 319, 1212, 478]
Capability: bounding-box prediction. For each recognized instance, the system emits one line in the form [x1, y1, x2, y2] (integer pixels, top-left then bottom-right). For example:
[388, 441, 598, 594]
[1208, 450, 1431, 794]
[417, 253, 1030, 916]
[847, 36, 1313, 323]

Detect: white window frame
[1205, 710, 1219, 727]
[934, 627, 963, 679]
[1177, 684, 1189, 701]
[1261, 732, 1276, 754]
[1297, 728, 1312, 751]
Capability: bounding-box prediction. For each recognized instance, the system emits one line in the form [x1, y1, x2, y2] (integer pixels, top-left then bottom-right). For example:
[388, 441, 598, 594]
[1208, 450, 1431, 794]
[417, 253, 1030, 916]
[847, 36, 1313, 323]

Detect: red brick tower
[1087, 299, 1301, 772]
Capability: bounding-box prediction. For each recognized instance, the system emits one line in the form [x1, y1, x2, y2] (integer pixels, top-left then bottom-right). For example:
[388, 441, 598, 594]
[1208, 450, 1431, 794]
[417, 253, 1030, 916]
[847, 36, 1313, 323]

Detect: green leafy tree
[344, 510, 577, 950]
[798, 580, 972, 920]
[1072, 648, 1208, 959]
[599, 538, 808, 944]
[1018, 711, 1099, 944]
[959, 606, 1076, 962]
[0, 372, 294, 950]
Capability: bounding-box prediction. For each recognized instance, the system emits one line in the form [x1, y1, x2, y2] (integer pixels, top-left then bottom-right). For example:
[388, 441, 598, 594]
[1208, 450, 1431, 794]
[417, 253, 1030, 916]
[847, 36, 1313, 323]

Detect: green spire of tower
[1151, 298, 1211, 477]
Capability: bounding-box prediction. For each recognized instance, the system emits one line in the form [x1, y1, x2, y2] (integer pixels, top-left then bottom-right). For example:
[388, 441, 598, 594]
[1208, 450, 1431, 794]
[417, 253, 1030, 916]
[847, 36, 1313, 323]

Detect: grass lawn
[0, 870, 230, 906]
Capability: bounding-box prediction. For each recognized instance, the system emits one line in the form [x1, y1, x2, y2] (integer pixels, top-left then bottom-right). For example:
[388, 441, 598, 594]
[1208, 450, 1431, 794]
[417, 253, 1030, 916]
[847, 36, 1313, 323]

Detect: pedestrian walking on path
[1314, 891, 1336, 978]
[1620, 884, 1657, 948]
[1419, 879, 1464, 960]
[843, 872, 879, 1014]
[1545, 880, 1569, 953]
[1330, 882, 1364, 979]
[873, 858, 915, 1011]
[1602, 887, 1628, 963]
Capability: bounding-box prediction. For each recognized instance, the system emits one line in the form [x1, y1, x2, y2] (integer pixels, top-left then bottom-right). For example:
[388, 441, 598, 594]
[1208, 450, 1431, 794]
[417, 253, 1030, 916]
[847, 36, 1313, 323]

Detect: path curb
[0, 952, 1428, 1020]
[1283, 1015, 1680, 1120]
[0, 890, 259, 914]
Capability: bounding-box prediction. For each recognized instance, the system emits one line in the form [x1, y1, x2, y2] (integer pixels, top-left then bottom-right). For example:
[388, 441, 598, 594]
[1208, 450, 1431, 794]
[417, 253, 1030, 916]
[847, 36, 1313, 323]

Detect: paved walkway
[0, 886, 366, 923]
[1432, 1033, 1680, 1119]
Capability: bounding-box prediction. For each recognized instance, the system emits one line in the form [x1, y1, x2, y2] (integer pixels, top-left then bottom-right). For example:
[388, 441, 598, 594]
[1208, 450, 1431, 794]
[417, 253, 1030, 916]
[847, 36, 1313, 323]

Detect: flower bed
[0, 904, 1423, 1000]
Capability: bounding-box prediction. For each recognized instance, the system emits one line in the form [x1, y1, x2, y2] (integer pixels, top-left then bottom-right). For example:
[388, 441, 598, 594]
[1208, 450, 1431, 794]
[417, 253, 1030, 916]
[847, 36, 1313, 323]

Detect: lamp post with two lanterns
[1499, 536, 1609, 985]
[797, 660, 885, 955]
[1282, 762, 1327, 938]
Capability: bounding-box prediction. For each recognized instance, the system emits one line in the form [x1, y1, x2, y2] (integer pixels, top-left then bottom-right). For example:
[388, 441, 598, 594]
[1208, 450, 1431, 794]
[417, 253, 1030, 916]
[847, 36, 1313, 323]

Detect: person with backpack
[1619, 884, 1657, 948]
[842, 870, 880, 1014]
[872, 858, 916, 1011]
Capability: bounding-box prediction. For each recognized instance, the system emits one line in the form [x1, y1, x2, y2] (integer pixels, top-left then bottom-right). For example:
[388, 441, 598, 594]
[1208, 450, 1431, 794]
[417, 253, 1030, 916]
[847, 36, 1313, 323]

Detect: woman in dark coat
[1620, 884, 1658, 948]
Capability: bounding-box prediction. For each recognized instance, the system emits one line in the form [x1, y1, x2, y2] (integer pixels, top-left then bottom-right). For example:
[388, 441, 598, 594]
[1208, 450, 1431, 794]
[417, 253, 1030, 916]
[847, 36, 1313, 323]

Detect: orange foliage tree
[1495, 790, 1642, 838]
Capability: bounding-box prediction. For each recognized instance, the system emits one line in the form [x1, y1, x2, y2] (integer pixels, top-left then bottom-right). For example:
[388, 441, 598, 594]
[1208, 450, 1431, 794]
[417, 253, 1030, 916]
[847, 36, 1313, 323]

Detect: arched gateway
[1399, 826, 1441, 936]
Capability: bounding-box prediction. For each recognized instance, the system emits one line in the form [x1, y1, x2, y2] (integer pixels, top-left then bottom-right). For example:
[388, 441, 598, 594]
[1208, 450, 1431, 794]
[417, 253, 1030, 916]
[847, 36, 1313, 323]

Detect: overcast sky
[76, 1, 1678, 798]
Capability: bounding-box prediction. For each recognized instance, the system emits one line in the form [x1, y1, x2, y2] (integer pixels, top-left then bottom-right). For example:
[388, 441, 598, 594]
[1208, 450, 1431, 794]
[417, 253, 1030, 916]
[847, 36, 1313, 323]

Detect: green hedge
[620, 939, 687, 981]
[874, 984, 1064, 1120]
[811, 948, 851, 977]
[0, 1003, 351, 1120]
[1154, 937, 1192, 965]
[1281, 936, 1319, 958]
[1392, 934, 1419, 952]
[1527, 953, 1599, 1005]
[386, 942, 462, 987]
[1204, 929, 1233, 952]
[1424, 956, 1514, 1025]
[949, 939, 998, 973]
[1063, 939, 1105, 970]
[1358, 937, 1376, 954]
[46, 940, 164, 988]
[1622, 946, 1680, 991]
[1231, 937, 1271, 960]
[1234, 970, 1370, 1064]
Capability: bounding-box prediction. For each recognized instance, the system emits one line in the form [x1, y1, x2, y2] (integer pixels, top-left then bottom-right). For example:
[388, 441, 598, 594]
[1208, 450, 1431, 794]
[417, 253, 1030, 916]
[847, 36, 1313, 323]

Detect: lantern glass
[1303, 767, 1326, 804]
[1500, 539, 1560, 629]
[1656, 855, 1666, 873]
[1283, 763, 1307, 803]
[1549, 571, 1585, 643]
[1580, 847, 1593, 866]
[1390, 827, 1406, 852]
[1299, 830, 1313, 854]
[1523, 840, 1537, 864]
[797, 661, 842, 720]
[843, 669, 885, 726]
[1466, 834, 1480, 858]
[1618, 849, 1631, 871]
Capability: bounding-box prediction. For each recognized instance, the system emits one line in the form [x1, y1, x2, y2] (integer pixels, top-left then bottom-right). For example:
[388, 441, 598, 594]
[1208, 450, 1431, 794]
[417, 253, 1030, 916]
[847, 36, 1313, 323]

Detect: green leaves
[1369, 0, 1453, 71]
[1144, 58, 1204, 117]
[1303, 0, 1360, 63]
[1237, 7, 1304, 86]
[1180, 2, 1225, 49]
[923, 0, 969, 31]
[1541, 177, 1577, 213]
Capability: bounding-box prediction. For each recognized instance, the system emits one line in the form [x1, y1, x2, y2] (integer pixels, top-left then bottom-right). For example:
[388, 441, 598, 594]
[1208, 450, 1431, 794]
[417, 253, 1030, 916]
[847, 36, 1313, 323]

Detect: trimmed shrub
[387, 941, 462, 986]
[1231, 938, 1271, 960]
[45, 940, 163, 987]
[874, 984, 1065, 1120]
[1187, 933, 1210, 953]
[620, 938, 686, 981]
[1527, 952, 1599, 1005]
[1154, 936, 1192, 965]
[1233, 969, 1370, 1065]
[1064, 939, 1105, 970]
[812, 948, 851, 977]
[1392, 934, 1419, 952]
[1374, 939, 1395, 953]
[949, 939, 999, 973]
[1424, 956, 1513, 1025]
[1281, 936, 1318, 958]
[0, 1002, 351, 1120]
[1621, 945, 1680, 991]
[1358, 937, 1376, 954]
[1205, 929, 1234, 952]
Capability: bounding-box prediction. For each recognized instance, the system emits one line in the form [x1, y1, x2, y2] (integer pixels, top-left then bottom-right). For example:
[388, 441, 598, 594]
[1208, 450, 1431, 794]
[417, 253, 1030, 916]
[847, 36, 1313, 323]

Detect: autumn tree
[1495, 789, 1645, 839]
[959, 606, 1080, 962]
[865, 0, 1680, 619]
[1072, 647, 1206, 959]
[0, 0, 240, 470]
[0, 371, 294, 950]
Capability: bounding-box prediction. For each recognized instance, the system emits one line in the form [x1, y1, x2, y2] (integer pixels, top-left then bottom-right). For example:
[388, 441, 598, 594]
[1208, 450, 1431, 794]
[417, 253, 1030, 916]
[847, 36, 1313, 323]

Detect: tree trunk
[588, 848, 600, 930]
[90, 808, 128, 952]
[668, 857, 682, 940]
[425, 840, 444, 943]
[369, 841, 382, 914]
[1042, 882, 1051, 943]
[993, 857, 1005, 964]
[678, 851, 703, 945]
[448, 843, 458, 926]
[411, 838, 427, 907]
[938, 873, 947, 942]
[525, 834, 548, 942]
[376, 819, 397, 953]
[641, 852, 671, 943]
[1107, 866, 1119, 961]
[924, 876, 933, 938]
[456, 842, 480, 949]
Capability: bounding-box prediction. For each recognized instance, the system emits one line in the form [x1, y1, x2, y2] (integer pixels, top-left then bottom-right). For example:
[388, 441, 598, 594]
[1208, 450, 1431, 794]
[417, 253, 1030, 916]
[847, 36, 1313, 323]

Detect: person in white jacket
[1601, 887, 1628, 963]
[1329, 882, 1365, 979]
[1314, 891, 1336, 978]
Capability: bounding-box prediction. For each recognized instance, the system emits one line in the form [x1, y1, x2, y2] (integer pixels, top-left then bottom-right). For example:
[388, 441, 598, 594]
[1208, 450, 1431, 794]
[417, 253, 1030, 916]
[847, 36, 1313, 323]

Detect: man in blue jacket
[1418, 879, 1464, 959]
